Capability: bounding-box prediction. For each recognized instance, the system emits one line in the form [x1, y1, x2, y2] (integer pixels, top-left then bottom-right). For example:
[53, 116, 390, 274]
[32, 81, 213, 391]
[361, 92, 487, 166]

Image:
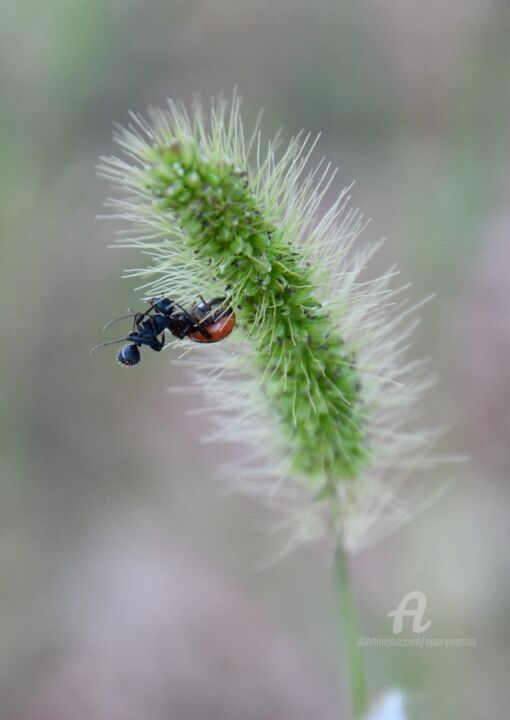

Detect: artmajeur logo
[387, 591, 432, 634]
[356, 590, 477, 650]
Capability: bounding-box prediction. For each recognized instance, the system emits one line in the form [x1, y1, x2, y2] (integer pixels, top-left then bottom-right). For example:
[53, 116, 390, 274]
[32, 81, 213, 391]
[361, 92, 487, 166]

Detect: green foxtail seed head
[99, 94, 438, 553]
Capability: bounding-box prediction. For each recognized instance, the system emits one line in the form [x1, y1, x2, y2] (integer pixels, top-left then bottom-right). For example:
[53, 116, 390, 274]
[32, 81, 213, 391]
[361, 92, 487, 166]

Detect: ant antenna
[90, 338, 131, 354]
[102, 312, 141, 333]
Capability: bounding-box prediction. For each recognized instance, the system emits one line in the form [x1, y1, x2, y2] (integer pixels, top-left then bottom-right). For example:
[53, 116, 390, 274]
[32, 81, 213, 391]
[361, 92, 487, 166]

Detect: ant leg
[145, 299, 165, 314]
[104, 301, 170, 334]
[148, 336, 165, 352]
[168, 301, 196, 322]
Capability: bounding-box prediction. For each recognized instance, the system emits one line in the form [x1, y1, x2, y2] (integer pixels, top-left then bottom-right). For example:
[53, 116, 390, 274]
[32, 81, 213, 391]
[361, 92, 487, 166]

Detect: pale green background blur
[1, 2, 509, 719]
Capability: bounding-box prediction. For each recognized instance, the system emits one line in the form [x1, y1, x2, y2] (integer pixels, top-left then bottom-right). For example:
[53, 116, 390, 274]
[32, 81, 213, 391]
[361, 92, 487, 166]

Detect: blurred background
[0, 1, 509, 718]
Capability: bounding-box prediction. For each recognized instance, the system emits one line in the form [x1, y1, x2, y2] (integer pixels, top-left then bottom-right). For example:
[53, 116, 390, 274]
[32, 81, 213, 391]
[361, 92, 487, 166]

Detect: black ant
[91, 296, 235, 366]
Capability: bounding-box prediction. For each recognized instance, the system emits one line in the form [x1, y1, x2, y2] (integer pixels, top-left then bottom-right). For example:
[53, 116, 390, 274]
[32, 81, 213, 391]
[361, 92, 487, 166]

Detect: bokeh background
[1, 1, 509, 718]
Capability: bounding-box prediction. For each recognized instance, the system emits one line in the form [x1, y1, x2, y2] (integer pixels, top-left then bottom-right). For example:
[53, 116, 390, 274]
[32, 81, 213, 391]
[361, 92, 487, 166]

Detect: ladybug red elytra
[187, 297, 236, 343]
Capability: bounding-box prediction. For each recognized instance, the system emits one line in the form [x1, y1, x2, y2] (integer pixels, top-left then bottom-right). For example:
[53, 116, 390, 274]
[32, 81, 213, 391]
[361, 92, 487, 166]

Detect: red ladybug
[188, 297, 236, 343]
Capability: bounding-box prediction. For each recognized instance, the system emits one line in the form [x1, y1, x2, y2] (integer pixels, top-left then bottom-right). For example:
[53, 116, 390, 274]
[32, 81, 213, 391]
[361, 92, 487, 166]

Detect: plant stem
[334, 538, 367, 719]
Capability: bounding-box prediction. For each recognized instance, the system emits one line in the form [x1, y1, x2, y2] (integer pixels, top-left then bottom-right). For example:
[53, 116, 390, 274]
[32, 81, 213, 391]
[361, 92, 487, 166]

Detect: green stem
[334, 538, 367, 719]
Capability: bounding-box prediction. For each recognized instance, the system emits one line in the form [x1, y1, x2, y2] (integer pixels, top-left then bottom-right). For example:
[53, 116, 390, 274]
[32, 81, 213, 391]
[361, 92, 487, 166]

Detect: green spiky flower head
[99, 95, 436, 553]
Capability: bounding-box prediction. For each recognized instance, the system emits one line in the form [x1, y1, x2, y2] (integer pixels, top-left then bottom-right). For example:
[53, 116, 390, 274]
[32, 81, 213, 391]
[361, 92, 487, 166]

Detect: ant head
[117, 343, 141, 366]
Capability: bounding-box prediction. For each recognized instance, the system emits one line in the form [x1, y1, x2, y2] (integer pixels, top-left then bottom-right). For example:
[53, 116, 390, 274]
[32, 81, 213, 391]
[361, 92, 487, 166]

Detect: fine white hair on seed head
[99, 92, 445, 554]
